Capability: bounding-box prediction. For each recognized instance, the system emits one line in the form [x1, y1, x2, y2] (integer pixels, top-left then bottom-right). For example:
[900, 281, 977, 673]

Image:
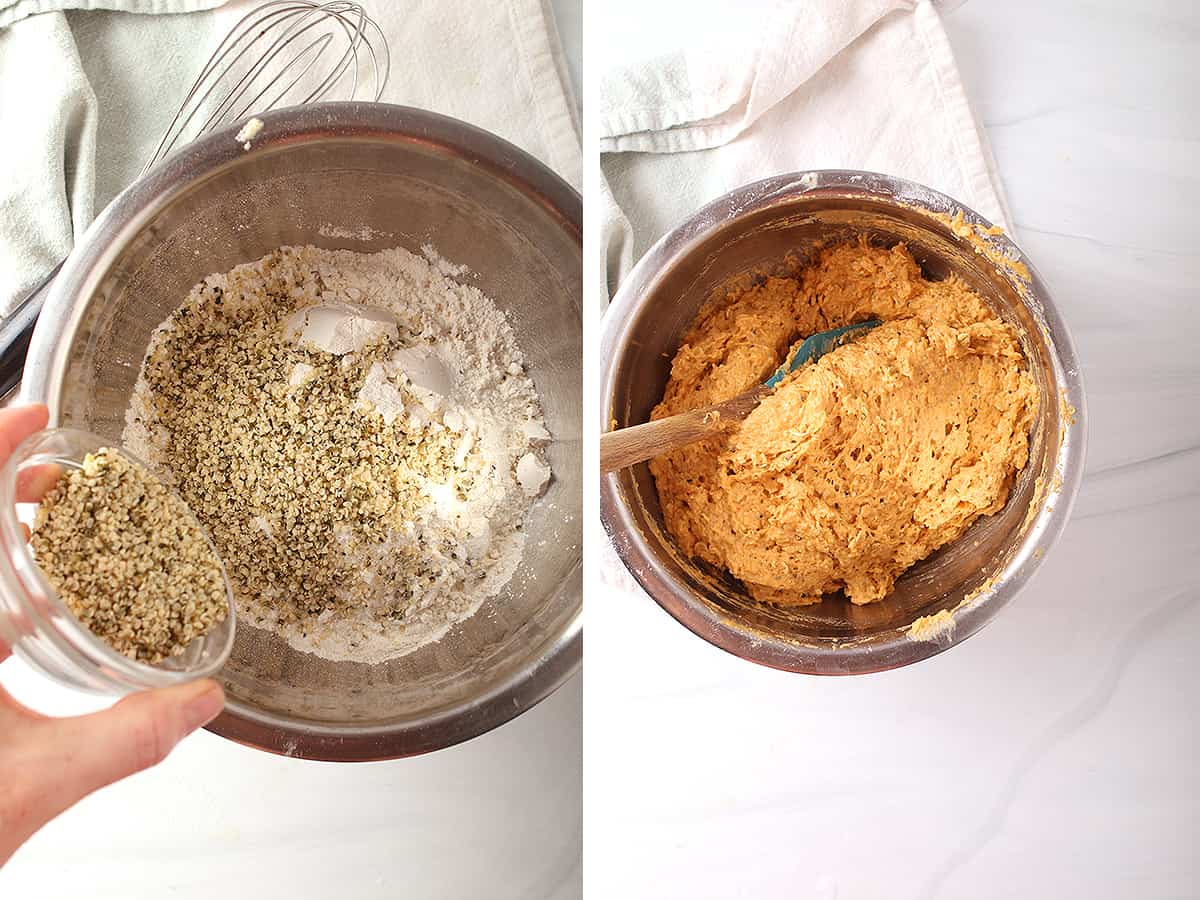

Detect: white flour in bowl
[123, 244, 551, 663]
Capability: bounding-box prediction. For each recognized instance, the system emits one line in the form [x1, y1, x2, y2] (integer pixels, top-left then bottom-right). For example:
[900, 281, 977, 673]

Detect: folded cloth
[600, 0, 1010, 300]
[0, 0, 580, 317]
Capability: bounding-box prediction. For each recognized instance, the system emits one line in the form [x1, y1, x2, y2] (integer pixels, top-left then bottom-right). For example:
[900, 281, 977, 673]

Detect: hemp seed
[29, 448, 228, 664]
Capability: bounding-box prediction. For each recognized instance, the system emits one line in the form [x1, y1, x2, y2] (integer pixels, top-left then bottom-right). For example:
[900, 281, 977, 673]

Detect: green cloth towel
[0, 1, 225, 315]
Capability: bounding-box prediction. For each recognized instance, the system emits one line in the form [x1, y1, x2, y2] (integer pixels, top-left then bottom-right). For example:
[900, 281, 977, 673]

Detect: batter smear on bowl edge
[649, 240, 1038, 606]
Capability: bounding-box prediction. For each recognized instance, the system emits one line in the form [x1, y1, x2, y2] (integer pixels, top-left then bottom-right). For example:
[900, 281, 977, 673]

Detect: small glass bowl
[0, 428, 236, 694]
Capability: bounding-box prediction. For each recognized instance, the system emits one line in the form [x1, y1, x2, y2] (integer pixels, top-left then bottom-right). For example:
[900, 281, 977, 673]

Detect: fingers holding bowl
[0, 406, 48, 465]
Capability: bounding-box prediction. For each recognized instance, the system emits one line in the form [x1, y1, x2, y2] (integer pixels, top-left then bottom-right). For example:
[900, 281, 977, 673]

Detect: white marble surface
[0, 5, 584, 900]
[591, 1, 1199, 898]
[0, 670, 581, 899]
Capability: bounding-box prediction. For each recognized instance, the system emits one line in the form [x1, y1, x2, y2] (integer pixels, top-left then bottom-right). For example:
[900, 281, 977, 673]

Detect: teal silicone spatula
[600, 319, 880, 473]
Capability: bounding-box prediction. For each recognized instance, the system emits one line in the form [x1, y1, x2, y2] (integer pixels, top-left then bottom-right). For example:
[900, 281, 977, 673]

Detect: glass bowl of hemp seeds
[0, 428, 236, 693]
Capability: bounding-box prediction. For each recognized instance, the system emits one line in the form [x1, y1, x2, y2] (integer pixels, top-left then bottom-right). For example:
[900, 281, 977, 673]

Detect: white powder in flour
[123, 244, 552, 663]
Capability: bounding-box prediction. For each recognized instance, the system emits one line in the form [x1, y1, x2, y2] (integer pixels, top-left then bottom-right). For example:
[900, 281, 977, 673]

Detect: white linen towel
[600, 0, 1009, 300]
[0, 0, 580, 316]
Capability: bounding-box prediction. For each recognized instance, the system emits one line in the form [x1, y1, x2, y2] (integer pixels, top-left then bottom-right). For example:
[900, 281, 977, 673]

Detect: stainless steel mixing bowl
[22, 102, 581, 758]
[600, 171, 1085, 675]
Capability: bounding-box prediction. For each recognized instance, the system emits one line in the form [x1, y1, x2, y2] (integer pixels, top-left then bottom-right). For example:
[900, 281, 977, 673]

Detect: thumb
[40, 679, 224, 811]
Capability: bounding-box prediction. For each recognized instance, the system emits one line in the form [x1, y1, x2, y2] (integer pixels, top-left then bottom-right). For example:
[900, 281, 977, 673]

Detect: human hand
[0, 404, 225, 868]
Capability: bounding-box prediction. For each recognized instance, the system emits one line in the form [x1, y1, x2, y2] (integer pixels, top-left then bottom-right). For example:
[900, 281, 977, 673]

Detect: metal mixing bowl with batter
[21, 102, 582, 759]
[600, 170, 1085, 675]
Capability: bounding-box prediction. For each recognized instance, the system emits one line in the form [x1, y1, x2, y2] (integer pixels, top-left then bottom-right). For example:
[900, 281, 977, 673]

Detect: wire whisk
[144, 0, 390, 174]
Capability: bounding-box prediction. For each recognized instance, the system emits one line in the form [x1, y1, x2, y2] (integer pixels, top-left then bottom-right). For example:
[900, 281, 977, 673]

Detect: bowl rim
[599, 169, 1087, 675]
[21, 102, 582, 759]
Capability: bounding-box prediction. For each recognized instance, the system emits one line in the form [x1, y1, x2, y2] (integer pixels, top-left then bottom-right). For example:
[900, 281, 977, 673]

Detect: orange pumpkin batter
[650, 240, 1038, 605]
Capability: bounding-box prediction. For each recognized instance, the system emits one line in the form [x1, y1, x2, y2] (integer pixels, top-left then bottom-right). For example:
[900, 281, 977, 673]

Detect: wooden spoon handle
[600, 408, 722, 473]
[600, 386, 769, 474]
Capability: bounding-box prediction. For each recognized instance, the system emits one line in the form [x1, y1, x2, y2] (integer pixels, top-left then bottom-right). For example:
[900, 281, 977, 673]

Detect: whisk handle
[0, 260, 62, 400]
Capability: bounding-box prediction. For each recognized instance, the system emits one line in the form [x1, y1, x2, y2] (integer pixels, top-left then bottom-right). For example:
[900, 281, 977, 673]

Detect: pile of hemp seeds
[29, 447, 228, 663]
